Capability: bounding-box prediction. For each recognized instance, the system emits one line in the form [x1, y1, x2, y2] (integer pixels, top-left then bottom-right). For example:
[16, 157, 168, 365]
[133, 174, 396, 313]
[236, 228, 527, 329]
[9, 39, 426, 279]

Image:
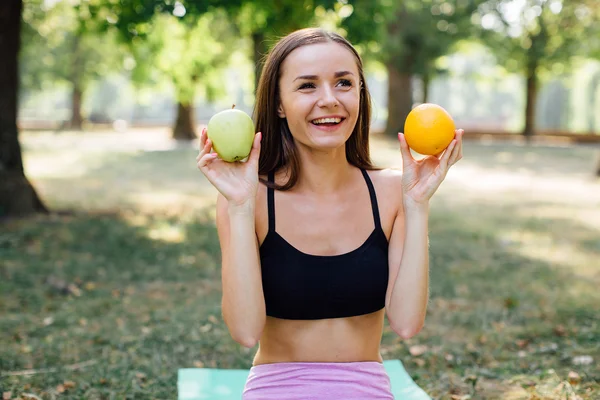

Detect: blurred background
[14, 0, 600, 138]
[1, 1, 599, 399]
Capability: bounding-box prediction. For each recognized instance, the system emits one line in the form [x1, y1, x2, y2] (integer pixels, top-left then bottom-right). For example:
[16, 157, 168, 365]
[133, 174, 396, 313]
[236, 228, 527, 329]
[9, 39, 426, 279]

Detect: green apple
[207, 106, 255, 162]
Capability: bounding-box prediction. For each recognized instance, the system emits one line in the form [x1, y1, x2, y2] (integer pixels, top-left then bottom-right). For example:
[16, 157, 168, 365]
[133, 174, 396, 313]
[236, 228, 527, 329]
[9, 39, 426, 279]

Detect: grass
[1, 128, 599, 399]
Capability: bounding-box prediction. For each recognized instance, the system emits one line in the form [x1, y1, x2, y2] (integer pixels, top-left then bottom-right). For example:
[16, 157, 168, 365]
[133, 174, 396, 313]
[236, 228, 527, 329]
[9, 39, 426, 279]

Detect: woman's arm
[386, 129, 463, 338]
[385, 195, 430, 339]
[197, 129, 264, 348]
[216, 193, 266, 348]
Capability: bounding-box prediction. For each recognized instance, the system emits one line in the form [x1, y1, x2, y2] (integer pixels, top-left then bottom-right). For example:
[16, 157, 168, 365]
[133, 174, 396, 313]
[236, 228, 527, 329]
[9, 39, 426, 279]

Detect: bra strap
[360, 169, 382, 230]
[267, 171, 276, 232]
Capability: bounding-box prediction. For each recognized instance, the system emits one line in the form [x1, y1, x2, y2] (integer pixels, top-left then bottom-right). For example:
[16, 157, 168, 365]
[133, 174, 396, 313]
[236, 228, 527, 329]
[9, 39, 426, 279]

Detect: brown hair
[254, 27, 379, 191]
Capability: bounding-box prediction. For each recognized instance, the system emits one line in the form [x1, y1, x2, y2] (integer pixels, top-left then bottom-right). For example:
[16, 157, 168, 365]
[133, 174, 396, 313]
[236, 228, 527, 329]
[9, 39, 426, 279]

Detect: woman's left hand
[398, 129, 464, 208]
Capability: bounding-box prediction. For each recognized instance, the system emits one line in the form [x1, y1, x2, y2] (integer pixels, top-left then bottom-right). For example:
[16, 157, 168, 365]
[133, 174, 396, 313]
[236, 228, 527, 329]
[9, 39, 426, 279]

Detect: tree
[125, 10, 240, 139]
[91, 0, 242, 139]
[477, 0, 599, 140]
[0, 0, 47, 217]
[343, 0, 484, 137]
[21, 0, 126, 129]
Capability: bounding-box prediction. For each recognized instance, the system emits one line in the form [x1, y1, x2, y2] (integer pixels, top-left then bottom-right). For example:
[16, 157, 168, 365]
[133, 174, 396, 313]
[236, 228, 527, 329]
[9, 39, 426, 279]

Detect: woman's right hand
[196, 127, 262, 207]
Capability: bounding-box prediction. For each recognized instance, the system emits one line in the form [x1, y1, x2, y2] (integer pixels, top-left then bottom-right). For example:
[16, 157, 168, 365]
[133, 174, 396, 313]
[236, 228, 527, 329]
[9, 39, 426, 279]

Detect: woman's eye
[298, 82, 316, 90]
[337, 79, 353, 87]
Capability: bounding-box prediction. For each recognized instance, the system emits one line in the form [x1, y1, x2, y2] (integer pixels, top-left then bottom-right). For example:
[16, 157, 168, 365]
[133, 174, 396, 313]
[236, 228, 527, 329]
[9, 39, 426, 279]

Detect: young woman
[197, 28, 463, 399]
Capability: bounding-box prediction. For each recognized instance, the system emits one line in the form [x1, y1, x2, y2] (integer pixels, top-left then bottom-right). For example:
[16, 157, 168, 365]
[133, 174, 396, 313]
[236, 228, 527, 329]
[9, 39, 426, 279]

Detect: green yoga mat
[178, 359, 430, 400]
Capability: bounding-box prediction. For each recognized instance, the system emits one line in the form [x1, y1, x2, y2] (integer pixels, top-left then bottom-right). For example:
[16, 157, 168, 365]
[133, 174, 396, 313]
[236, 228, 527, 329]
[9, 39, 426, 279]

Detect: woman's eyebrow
[334, 70, 354, 78]
[294, 74, 318, 82]
[293, 71, 355, 82]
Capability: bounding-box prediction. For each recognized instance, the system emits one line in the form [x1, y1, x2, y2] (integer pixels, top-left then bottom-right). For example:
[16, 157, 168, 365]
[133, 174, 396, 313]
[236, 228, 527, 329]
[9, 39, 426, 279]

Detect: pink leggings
[242, 361, 394, 399]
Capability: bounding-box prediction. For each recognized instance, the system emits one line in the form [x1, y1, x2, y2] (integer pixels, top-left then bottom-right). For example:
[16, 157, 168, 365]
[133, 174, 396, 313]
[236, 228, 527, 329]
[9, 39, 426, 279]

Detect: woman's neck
[290, 145, 356, 194]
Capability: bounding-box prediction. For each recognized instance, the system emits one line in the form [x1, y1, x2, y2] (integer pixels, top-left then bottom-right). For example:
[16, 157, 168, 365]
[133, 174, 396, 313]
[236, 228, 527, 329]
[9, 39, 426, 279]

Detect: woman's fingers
[198, 131, 262, 170]
[197, 128, 205, 160]
[200, 128, 208, 148]
[196, 130, 213, 162]
[248, 132, 262, 165]
[197, 152, 218, 169]
[196, 128, 218, 168]
[448, 129, 463, 166]
[439, 139, 457, 171]
[437, 129, 463, 164]
[398, 133, 415, 167]
[456, 129, 464, 161]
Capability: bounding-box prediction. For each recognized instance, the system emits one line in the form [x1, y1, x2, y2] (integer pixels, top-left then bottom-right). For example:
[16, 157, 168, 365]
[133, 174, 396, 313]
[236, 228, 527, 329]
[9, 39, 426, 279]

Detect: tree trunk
[422, 73, 430, 104]
[70, 84, 83, 130]
[172, 102, 196, 140]
[385, 61, 413, 137]
[588, 71, 600, 132]
[252, 32, 267, 93]
[69, 31, 83, 130]
[591, 72, 600, 178]
[0, 0, 47, 218]
[523, 62, 538, 142]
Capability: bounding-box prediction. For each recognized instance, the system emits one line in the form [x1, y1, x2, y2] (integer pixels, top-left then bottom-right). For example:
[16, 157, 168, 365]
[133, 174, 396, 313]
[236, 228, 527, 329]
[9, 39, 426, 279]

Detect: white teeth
[312, 117, 342, 125]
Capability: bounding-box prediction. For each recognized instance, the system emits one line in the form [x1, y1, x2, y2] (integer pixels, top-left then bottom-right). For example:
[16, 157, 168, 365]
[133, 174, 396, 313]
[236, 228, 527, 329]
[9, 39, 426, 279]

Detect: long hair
[254, 28, 378, 190]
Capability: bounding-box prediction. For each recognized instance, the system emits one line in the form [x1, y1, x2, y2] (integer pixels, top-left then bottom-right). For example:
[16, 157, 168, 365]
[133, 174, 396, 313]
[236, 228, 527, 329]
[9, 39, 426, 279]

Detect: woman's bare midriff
[252, 309, 386, 366]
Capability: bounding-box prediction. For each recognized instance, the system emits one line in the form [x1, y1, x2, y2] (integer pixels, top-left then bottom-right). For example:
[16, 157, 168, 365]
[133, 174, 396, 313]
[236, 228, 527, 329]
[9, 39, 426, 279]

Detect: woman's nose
[317, 86, 339, 108]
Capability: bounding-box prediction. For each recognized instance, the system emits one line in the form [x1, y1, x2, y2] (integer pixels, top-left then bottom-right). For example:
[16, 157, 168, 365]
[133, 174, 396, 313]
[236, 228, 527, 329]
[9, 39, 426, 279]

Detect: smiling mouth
[310, 117, 345, 126]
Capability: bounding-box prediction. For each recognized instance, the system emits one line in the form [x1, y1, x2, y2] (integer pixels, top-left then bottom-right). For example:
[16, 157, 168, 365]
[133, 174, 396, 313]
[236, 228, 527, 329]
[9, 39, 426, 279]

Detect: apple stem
[232, 104, 236, 109]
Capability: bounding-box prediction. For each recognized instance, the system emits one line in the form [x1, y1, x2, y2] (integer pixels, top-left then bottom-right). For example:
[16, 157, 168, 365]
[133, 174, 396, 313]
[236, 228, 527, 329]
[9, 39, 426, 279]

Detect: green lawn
[1, 129, 599, 399]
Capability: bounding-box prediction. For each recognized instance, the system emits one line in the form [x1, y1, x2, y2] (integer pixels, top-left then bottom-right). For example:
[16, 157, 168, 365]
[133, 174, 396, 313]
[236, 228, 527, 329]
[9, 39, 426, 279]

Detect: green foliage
[476, 0, 600, 75]
[92, 0, 241, 41]
[20, 0, 127, 92]
[239, 0, 338, 33]
[342, 0, 485, 78]
[20, 0, 46, 90]
[125, 9, 240, 104]
[237, 0, 340, 49]
[88, 0, 176, 40]
[81, 1, 243, 105]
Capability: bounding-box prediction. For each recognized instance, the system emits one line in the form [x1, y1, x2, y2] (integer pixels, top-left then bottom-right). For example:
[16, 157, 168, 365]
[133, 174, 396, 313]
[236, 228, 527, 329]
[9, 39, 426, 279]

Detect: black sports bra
[259, 169, 389, 320]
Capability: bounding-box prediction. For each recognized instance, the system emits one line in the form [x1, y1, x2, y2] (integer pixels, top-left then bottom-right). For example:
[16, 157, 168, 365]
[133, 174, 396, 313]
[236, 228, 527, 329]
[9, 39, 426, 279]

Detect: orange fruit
[404, 103, 455, 155]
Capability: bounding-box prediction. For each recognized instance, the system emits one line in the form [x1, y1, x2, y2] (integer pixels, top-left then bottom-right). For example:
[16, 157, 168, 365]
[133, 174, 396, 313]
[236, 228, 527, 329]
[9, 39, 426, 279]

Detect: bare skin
[252, 167, 401, 366]
[255, 311, 385, 365]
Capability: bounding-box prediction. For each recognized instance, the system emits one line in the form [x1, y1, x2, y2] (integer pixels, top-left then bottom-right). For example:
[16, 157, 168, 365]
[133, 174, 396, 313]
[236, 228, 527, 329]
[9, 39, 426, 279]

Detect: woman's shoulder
[366, 167, 404, 216]
[366, 167, 403, 191]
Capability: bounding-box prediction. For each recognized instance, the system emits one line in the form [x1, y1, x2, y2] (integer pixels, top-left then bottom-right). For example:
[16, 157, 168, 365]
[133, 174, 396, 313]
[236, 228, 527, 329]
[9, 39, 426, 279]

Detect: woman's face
[278, 42, 361, 151]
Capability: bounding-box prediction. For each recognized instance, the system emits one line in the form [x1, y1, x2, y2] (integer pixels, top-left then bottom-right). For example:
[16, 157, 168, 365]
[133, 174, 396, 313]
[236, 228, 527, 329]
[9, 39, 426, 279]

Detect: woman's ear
[277, 104, 285, 118]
